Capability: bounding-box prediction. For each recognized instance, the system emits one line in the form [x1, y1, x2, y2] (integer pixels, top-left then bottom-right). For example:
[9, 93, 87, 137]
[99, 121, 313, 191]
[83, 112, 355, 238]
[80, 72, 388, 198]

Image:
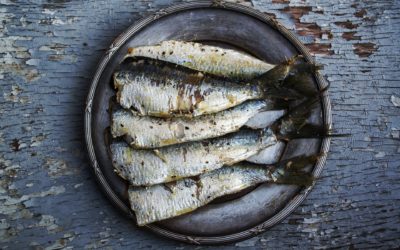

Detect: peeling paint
[0, 155, 66, 234]
[3, 85, 30, 104]
[353, 42, 377, 57]
[30, 134, 47, 147]
[84, 228, 112, 249]
[342, 31, 361, 41]
[354, 9, 367, 18]
[334, 21, 359, 29]
[390, 95, 400, 107]
[38, 215, 61, 233]
[272, 0, 289, 3]
[42, 8, 57, 15]
[305, 43, 333, 55]
[73, 183, 83, 189]
[0, 9, 40, 81]
[0, 0, 399, 248]
[9, 138, 27, 151]
[44, 158, 71, 178]
[39, 43, 67, 53]
[282, 6, 331, 39]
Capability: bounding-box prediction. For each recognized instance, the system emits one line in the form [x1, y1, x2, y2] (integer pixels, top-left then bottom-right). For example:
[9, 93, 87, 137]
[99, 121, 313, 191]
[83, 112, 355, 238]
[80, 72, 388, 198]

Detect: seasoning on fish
[111, 100, 276, 149]
[112, 91, 331, 186]
[125, 40, 275, 80]
[110, 128, 277, 186]
[114, 57, 306, 117]
[129, 155, 317, 226]
[114, 59, 263, 117]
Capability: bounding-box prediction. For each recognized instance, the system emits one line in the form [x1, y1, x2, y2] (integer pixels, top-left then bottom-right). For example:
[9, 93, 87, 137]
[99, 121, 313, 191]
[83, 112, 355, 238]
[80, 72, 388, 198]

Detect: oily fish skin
[111, 100, 273, 148]
[125, 40, 275, 80]
[114, 59, 263, 117]
[129, 164, 272, 226]
[110, 128, 277, 186]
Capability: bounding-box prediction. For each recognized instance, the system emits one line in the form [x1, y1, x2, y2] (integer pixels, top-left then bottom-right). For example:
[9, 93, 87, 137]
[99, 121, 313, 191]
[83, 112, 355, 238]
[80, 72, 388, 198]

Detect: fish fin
[274, 172, 314, 187]
[257, 55, 323, 99]
[255, 55, 300, 88]
[263, 85, 305, 101]
[262, 99, 291, 110]
[268, 154, 319, 187]
[280, 124, 351, 140]
[270, 94, 320, 136]
[271, 85, 350, 140]
[275, 154, 322, 170]
[291, 61, 323, 74]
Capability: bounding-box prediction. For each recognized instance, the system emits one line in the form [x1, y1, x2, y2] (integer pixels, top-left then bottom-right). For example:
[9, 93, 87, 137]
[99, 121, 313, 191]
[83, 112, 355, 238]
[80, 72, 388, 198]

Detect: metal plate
[85, 1, 331, 245]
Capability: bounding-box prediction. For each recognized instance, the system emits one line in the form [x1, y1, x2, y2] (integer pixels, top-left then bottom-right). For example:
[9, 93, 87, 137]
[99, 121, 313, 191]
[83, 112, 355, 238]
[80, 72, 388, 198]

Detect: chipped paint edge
[84, 0, 332, 245]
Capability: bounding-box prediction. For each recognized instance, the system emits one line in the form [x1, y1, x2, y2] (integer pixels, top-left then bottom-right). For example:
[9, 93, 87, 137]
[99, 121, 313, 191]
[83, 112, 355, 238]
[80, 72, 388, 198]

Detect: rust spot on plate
[353, 43, 377, 57]
[342, 32, 361, 41]
[334, 21, 359, 29]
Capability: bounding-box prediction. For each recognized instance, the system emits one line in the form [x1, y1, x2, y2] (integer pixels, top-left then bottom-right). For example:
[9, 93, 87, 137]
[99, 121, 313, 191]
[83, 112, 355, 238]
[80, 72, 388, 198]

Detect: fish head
[259, 128, 278, 146]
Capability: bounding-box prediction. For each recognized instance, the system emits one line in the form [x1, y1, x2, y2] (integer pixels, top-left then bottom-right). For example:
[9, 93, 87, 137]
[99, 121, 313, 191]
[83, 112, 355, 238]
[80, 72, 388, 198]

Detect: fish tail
[271, 86, 349, 140]
[257, 55, 324, 100]
[279, 124, 351, 140]
[270, 154, 321, 186]
[273, 172, 314, 186]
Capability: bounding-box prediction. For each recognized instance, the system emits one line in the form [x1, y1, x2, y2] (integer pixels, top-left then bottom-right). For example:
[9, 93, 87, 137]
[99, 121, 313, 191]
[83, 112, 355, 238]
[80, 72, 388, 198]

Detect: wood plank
[0, 0, 399, 248]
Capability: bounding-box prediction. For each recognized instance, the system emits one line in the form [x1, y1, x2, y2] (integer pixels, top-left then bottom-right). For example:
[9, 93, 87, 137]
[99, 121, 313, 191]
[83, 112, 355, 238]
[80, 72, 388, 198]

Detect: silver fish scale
[110, 128, 277, 186]
[111, 100, 273, 148]
[129, 164, 272, 226]
[114, 69, 262, 117]
[125, 40, 275, 80]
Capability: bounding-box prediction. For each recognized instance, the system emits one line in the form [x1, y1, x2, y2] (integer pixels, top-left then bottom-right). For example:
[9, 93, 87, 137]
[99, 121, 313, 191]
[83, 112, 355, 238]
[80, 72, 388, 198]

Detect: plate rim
[84, 0, 332, 245]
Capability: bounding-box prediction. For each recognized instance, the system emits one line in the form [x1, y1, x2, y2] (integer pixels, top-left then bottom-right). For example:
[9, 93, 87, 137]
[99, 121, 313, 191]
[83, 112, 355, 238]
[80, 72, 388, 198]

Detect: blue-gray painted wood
[0, 0, 399, 249]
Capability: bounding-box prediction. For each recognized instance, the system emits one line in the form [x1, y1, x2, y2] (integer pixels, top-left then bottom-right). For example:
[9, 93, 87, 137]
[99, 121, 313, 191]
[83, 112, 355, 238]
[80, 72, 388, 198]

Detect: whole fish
[115, 59, 261, 117]
[114, 57, 303, 117]
[110, 128, 277, 186]
[111, 100, 278, 149]
[112, 93, 328, 187]
[125, 40, 275, 80]
[129, 155, 316, 226]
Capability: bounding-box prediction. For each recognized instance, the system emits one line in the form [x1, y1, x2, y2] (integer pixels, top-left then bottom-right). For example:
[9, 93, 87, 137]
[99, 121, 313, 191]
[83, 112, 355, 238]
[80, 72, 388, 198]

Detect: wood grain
[0, 0, 399, 248]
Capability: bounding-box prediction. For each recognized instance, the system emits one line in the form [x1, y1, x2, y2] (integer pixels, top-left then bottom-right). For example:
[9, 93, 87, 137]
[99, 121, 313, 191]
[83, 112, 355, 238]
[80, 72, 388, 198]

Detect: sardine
[110, 128, 276, 186]
[114, 59, 263, 117]
[112, 92, 330, 186]
[125, 40, 275, 80]
[129, 155, 317, 226]
[111, 100, 276, 148]
[114, 58, 303, 117]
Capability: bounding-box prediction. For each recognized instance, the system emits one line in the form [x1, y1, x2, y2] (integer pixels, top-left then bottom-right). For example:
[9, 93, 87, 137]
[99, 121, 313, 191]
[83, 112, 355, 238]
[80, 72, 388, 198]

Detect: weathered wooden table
[1, 0, 399, 249]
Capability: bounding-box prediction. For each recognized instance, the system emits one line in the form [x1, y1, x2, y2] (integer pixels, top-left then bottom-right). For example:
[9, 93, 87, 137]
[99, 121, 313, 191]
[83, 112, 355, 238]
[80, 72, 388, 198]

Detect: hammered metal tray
[85, 1, 331, 245]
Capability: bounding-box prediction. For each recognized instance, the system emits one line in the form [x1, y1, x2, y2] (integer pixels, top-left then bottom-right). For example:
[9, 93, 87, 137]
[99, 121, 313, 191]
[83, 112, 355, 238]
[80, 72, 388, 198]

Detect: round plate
[85, 1, 332, 245]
